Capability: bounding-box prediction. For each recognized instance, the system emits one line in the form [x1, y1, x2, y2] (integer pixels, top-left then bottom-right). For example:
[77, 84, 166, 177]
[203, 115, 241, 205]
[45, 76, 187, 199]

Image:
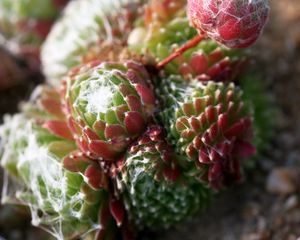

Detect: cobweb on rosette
[0, 114, 100, 240]
[187, 0, 269, 48]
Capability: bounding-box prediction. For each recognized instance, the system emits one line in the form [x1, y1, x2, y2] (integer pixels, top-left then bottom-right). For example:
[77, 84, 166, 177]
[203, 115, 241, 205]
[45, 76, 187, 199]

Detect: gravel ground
[0, 0, 300, 239]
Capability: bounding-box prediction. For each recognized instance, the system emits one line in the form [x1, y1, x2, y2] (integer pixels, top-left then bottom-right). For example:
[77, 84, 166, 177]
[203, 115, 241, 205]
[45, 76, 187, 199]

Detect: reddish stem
[156, 33, 206, 69]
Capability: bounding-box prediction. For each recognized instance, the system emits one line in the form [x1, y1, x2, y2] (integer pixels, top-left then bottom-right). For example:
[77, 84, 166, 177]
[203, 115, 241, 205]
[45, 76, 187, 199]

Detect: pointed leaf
[105, 124, 126, 139]
[208, 162, 222, 182]
[84, 165, 108, 190]
[89, 140, 119, 160]
[109, 198, 125, 227]
[198, 149, 210, 163]
[235, 140, 256, 157]
[126, 95, 142, 112]
[40, 98, 64, 118]
[63, 151, 91, 173]
[124, 111, 145, 136]
[43, 120, 74, 140]
[224, 121, 245, 138]
[190, 53, 208, 75]
[135, 84, 156, 105]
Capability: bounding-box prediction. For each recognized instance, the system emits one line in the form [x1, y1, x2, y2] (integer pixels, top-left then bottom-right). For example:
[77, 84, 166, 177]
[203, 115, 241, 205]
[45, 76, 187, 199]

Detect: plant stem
[156, 33, 206, 69]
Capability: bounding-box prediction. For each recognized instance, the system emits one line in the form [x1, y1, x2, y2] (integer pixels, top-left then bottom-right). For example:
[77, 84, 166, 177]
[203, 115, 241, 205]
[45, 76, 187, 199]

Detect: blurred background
[0, 0, 300, 239]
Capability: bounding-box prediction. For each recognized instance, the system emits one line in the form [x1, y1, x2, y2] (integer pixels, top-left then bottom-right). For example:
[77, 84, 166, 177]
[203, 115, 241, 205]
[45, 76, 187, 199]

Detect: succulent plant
[0, 113, 104, 239]
[0, 0, 270, 238]
[0, 85, 132, 240]
[116, 125, 210, 230]
[0, 0, 68, 68]
[65, 60, 156, 161]
[41, 0, 144, 86]
[128, 2, 243, 81]
[156, 75, 255, 189]
[187, 0, 269, 48]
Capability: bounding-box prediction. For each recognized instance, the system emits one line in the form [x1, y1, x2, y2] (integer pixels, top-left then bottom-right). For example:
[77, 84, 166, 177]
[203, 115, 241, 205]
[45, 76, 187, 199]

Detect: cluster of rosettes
[0, 0, 270, 239]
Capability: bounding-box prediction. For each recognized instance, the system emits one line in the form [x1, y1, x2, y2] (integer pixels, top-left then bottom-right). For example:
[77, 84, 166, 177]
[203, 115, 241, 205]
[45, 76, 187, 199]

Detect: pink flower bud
[187, 0, 269, 48]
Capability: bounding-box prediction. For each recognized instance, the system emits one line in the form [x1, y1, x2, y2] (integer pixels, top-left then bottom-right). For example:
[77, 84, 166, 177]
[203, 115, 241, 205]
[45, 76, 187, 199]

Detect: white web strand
[0, 114, 99, 240]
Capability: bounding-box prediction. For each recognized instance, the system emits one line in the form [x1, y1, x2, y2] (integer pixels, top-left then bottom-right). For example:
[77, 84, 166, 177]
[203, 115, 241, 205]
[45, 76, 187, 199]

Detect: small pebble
[266, 168, 298, 195]
[284, 195, 299, 211]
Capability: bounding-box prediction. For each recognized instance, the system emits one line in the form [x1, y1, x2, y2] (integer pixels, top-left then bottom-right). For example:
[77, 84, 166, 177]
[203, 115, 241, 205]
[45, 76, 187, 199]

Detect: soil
[0, 0, 300, 239]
